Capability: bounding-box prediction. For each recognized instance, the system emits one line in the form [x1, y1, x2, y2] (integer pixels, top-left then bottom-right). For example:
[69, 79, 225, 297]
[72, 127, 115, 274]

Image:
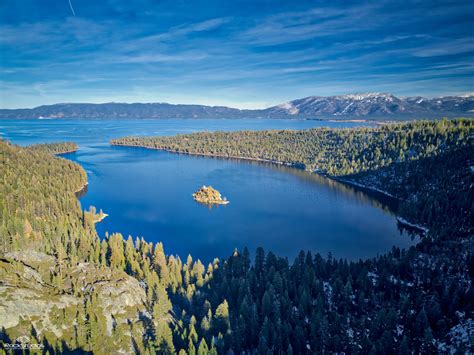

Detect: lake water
[0, 119, 417, 263]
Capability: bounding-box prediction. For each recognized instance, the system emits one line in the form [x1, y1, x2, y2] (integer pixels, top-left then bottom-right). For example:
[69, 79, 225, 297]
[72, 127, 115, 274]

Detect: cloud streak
[68, 0, 76, 16]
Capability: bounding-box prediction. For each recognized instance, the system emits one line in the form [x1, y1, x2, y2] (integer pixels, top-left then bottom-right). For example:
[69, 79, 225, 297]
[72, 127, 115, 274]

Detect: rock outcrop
[193, 185, 229, 205]
[0, 251, 147, 353]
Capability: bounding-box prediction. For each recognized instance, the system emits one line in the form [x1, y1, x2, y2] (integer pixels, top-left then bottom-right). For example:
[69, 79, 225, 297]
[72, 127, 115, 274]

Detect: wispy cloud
[0, 0, 472, 108]
[112, 52, 208, 64]
[412, 37, 474, 57]
[238, 3, 385, 46]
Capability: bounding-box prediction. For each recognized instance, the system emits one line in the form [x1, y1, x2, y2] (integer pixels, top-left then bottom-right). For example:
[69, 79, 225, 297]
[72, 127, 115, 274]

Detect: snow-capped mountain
[1, 93, 473, 119]
[263, 93, 474, 117]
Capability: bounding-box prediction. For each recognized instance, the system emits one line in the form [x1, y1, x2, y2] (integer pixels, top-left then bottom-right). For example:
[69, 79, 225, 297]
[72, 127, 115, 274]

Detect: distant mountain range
[1, 93, 473, 120]
[265, 93, 474, 118]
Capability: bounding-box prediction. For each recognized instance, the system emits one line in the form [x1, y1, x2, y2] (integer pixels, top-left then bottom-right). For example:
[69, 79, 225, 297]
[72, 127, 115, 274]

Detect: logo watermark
[3, 336, 44, 350]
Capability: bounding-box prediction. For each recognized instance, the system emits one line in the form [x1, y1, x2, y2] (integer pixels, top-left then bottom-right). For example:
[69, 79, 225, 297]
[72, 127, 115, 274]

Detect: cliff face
[0, 250, 148, 353]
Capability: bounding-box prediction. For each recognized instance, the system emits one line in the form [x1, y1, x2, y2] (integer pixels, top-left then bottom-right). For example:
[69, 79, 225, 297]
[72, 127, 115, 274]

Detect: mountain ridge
[1, 93, 473, 119]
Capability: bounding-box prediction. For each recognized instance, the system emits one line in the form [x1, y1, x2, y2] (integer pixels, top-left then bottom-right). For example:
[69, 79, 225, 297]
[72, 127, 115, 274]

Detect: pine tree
[197, 338, 209, 355]
[214, 299, 230, 334]
[153, 242, 170, 285]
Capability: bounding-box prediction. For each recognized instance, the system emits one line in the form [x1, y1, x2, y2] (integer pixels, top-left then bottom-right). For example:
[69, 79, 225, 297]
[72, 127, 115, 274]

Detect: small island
[193, 185, 229, 205]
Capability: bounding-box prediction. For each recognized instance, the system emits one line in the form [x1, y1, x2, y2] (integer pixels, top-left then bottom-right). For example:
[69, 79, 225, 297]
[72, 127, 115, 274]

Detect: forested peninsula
[111, 119, 471, 176]
[27, 142, 78, 154]
[1, 118, 473, 353]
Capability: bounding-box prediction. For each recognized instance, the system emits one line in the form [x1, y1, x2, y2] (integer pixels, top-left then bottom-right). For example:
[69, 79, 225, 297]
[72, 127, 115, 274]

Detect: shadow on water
[75, 183, 88, 199]
[204, 157, 422, 239]
[198, 156, 423, 243]
[262, 163, 400, 214]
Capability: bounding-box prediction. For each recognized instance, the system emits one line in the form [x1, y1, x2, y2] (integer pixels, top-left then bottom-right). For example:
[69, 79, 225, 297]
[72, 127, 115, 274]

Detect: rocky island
[193, 185, 229, 205]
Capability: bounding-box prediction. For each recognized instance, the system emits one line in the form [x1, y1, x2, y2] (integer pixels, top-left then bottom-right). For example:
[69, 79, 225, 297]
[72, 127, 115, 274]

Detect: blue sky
[0, 0, 473, 108]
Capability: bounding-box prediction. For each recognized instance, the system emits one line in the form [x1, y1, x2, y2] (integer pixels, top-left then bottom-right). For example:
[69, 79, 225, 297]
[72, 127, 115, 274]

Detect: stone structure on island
[193, 185, 229, 205]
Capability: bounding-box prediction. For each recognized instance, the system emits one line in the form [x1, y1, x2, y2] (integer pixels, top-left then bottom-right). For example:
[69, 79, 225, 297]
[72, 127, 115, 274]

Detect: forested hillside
[348, 145, 473, 238]
[1, 117, 473, 353]
[111, 119, 472, 176]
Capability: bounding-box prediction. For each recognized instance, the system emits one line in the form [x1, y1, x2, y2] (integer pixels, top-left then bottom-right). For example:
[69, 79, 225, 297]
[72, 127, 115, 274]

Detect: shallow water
[1, 118, 417, 263]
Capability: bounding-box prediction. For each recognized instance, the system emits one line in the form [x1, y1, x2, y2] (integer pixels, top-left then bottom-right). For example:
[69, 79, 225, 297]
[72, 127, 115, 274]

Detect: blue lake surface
[0, 119, 417, 263]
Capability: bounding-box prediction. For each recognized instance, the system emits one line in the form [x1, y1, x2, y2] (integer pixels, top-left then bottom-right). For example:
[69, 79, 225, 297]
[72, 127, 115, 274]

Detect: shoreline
[69, 163, 108, 225]
[110, 142, 306, 168]
[194, 199, 230, 205]
[330, 176, 400, 201]
[1, 117, 401, 123]
[55, 148, 79, 155]
[93, 213, 108, 224]
[73, 183, 108, 224]
[111, 142, 428, 235]
[74, 182, 89, 194]
[396, 217, 429, 234]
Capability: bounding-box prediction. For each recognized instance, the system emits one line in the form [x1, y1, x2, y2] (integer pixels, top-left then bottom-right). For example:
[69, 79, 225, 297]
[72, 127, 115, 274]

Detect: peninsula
[193, 186, 229, 205]
[85, 206, 109, 224]
[27, 142, 78, 155]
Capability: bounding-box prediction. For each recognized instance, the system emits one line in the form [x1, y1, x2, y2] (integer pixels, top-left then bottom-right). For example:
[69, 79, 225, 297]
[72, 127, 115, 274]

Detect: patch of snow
[292, 306, 299, 315]
[340, 93, 388, 101]
[367, 272, 379, 285]
[347, 328, 354, 339]
[341, 102, 354, 113]
[397, 217, 429, 234]
[438, 319, 474, 354]
[323, 281, 333, 309]
[455, 311, 465, 320]
[331, 177, 398, 199]
[277, 102, 299, 115]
